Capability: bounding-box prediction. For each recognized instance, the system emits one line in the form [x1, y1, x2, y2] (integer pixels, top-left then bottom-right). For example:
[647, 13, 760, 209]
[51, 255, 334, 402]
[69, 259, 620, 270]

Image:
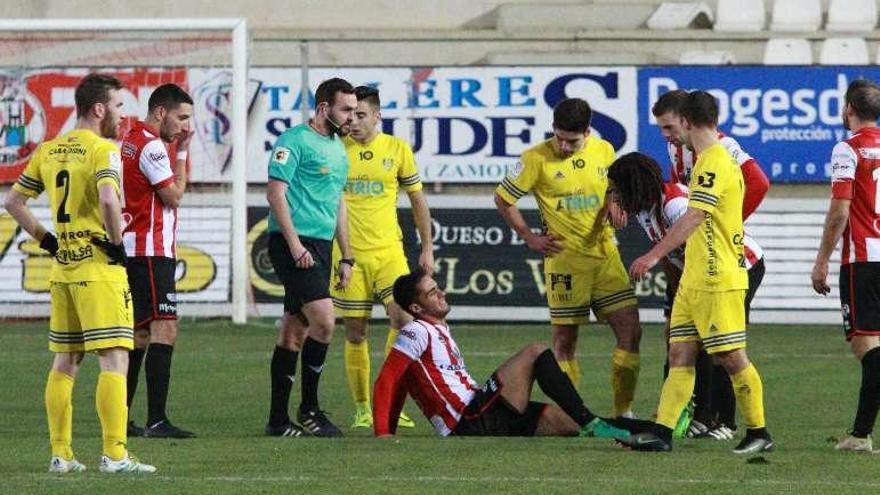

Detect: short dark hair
[680, 91, 719, 128]
[75, 73, 124, 118]
[354, 85, 381, 110]
[315, 77, 355, 107]
[553, 98, 592, 133]
[393, 267, 428, 317]
[845, 79, 880, 122]
[651, 89, 688, 117]
[148, 83, 193, 113]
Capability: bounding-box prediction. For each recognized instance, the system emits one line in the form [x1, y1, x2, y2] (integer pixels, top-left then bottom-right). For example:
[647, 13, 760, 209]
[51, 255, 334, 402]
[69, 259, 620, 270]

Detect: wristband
[177, 151, 188, 161]
[295, 250, 309, 262]
[339, 258, 355, 267]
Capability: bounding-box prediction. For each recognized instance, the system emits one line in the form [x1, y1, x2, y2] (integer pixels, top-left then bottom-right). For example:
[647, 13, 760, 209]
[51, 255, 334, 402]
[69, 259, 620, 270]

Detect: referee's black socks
[269, 346, 299, 426]
[534, 349, 596, 426]
[853, 346, 880, 438]
[300, 337, 329, 413]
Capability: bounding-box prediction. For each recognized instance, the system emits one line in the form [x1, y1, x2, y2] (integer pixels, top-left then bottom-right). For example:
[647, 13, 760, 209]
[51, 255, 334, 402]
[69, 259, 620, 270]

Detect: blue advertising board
[637, 67, 880, 183]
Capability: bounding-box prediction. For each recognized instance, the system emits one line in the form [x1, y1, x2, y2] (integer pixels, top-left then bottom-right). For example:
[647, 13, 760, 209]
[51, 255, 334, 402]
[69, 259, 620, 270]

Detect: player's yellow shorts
[669, 287, 747, 354]
[545, 242, 637, 325]
[331, 243, 410, 318]
[49, 280, 134, 353]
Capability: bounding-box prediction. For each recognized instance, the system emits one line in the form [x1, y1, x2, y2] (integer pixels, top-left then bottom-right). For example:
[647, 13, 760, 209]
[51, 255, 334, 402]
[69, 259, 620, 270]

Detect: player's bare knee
[52, 352, 84, 376]
[308, 318, 336, 343]
[133, 328, 150, 349]
[714, 348, 750, 375]
[277, 323, 305, 350]
[344, 318, 368, 343]
[526, 342, 549, 360]
[96, 348, 129, 373]
[150, 320, 178, 345]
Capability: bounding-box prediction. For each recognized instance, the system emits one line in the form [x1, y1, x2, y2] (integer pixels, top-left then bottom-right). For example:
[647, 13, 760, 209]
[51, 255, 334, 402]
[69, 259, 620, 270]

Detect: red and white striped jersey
[668, 132, 753, 186]
[830, 126, 880, 264]
[636, 182, 763, 270]
[377, 319, 478, 436]
[120, 121, 178, 258]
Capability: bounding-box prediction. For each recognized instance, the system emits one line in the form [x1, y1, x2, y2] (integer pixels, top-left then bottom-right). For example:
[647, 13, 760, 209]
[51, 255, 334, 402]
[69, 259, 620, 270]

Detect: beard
[100, 113, 118, 139]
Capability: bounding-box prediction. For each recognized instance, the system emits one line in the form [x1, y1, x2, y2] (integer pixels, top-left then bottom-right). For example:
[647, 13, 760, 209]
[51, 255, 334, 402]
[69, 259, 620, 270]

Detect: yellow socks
[45, 370, 75, 460]
[384, 328, 398, 357]
[557, 359, 581, 386]
[611, 348, 640, 417]
[731, 363, 766, 429]
[344, 340, 371, 405]
[96, 371, 127, 460]
[656, 366, 695, 429]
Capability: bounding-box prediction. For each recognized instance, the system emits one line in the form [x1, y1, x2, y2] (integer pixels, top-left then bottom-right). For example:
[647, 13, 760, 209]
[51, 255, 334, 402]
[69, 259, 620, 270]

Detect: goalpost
[0, 18, 250, 324]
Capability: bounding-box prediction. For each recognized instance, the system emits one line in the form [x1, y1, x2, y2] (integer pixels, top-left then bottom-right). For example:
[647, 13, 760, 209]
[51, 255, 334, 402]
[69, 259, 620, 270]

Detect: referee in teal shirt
[265, 78, 356, 438]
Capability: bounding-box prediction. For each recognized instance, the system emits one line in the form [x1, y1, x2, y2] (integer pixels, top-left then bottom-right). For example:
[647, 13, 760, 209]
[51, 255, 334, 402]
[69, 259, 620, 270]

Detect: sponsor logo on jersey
[147, 151, 168, 163]
[271, 147, 291, 164]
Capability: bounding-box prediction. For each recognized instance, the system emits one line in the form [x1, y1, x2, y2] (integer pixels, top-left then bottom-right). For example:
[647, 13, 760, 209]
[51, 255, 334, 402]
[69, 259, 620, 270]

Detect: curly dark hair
[607, 152, 666, 227]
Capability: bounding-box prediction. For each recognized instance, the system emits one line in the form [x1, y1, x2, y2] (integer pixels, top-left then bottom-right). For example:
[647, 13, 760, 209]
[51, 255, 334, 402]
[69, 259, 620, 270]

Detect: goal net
[0, 19, 249, 323]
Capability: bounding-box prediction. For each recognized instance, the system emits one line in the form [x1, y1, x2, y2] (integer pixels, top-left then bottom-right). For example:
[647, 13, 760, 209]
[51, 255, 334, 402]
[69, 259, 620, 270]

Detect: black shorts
[745, 258, 765, 323]
[126, 256, 177, 330]
[268, 233, 332, 315]
[839, 262, 880, 341]
[451, 373, 547, 437]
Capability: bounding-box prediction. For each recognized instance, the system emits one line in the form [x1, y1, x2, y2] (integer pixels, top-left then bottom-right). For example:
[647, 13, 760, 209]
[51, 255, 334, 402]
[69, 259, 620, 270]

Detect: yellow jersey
[680, 143, 748, 292]
[495, 135, 616, 257]
[12, 129, 127, 283]
[342, 133, 422, 251]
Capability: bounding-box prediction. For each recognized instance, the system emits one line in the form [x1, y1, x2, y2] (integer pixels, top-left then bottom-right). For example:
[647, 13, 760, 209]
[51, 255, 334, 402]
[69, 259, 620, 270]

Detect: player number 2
[55, 170, 71, 223]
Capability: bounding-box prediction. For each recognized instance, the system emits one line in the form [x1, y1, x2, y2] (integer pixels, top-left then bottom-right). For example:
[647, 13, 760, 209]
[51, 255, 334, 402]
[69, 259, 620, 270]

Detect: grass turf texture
[1, 320, 877, 494]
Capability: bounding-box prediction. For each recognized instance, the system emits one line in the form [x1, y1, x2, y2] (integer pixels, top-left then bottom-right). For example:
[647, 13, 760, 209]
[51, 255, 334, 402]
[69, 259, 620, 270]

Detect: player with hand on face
[120, 83, 195, 439]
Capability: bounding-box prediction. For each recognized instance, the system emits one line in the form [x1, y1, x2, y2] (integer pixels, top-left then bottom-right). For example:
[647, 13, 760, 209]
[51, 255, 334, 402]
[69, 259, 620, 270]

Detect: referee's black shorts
[268, 233, 332, 315]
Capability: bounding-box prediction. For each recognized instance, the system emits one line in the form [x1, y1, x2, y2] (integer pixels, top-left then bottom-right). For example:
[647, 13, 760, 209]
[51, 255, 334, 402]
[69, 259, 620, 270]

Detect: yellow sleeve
[397, 140, 422, 193]
[94, 139, 122, 193]
[496, 152, 539, 204]
[11, 145, 45, 198]
[688, 155, 726, 214]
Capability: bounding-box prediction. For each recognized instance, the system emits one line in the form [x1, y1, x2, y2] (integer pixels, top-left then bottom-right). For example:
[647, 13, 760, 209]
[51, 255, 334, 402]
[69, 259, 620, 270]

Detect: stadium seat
[769, 0, 821, 32]
[763, 38, 813, 65]
[646, 2, 714, 30]
[486, 50, 653, 65]
[679, 49, 736, 65]
[496, 3, 656, 32]
[713, 0, 765, 32]
[819, 37, 869, 65]
[826, 0, 878, 32]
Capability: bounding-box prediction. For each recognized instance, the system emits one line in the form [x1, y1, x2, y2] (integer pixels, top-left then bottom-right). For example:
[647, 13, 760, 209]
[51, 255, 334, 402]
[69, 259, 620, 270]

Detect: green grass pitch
[1, 319, 877, 494]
